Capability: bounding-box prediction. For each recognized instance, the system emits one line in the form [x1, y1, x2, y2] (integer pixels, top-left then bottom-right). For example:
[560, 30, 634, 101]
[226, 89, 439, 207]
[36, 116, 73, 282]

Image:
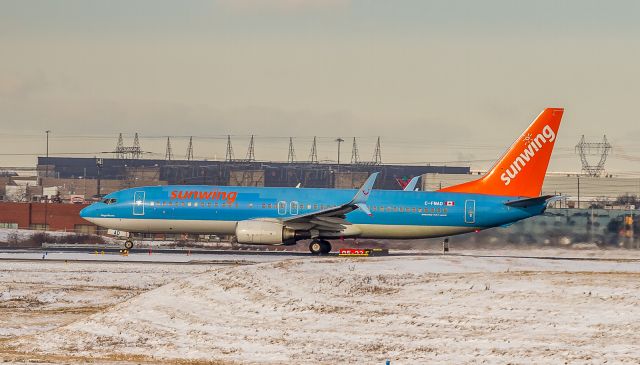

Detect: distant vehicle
[69, 195, 85, 204]
[81, 108, 564, 254]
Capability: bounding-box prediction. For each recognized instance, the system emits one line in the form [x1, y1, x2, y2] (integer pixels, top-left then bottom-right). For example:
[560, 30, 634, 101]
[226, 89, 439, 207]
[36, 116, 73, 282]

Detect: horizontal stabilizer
[505, 195, 555, 208]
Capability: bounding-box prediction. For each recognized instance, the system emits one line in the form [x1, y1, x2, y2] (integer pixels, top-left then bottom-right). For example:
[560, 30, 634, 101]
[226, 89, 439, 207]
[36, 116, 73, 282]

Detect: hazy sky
[2, 0, 640, 173]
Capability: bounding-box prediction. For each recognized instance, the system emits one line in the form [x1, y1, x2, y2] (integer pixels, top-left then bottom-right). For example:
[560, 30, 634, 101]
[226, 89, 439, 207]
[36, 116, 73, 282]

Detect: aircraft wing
[403, 176, 420, 191]
[282, 172, 379, 232]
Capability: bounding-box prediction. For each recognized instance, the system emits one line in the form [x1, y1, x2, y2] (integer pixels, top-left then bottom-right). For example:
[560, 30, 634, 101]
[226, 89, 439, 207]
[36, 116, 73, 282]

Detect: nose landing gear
[309, 239, 331, 255]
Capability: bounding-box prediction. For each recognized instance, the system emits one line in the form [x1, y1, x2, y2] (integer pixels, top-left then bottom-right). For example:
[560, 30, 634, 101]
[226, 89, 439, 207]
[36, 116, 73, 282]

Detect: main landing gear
[309, 239, 332, 255]
[124, 239, 134, 250]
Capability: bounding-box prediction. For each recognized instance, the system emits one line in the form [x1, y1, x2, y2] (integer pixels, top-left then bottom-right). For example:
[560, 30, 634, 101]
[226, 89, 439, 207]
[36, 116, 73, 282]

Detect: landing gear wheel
[309, 240, 323, 255]
[124, 239, 134, 250]
[319, 240, 332, 254]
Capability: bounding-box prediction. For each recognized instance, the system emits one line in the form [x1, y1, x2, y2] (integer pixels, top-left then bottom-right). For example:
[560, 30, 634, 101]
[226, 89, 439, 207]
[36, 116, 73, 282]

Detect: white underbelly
[354, 224, 478, 239]
[87, 218, 479, 240]
[87, 217, 237, 235]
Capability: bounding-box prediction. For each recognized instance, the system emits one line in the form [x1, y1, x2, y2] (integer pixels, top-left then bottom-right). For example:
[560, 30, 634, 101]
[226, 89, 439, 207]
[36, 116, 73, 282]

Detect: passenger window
[314, 204, 318, 210]
[393, 207, 398, 212]
[194, 202, 198, 207]
[249, 203, 254, 208]
[443, 208, 447, 213]
[418, 208, 422, 213]
[372, 206, 377, 212]
[437, 208, 441, 213]
[412, 208, 416, 213]
[268, 203, 272, 209]
[187, 202, 192, 207]
[150, 202, 155, 206]
[307, 204, 312, 209]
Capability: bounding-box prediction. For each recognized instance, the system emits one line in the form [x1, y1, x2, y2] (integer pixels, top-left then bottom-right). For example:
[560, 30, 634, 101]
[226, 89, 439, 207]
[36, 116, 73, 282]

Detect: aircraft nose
[80, 204, 95, 220]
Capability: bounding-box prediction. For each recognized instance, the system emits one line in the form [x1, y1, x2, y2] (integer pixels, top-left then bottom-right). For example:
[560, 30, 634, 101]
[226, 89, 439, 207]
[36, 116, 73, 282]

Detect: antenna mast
[185, 136, 194, 161]
[246, 135, 255, 161]
[165, 137, 173, 161]
[351, 137, 359, 164]
[309, 136, 318, 163]
[287, 137, 296, 163]
[225, 135, 234, 162]
[372, 137, 382, 165]
[132, 133, 141, 159]
[115, 134, 125, 159]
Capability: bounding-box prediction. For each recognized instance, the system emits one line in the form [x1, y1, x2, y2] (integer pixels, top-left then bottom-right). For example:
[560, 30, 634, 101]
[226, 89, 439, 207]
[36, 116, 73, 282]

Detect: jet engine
[235, 220, 296, 245]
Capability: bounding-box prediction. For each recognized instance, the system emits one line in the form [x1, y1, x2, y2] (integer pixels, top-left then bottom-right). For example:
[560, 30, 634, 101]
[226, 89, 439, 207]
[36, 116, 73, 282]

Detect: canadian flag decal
[445, 201, 455, 206]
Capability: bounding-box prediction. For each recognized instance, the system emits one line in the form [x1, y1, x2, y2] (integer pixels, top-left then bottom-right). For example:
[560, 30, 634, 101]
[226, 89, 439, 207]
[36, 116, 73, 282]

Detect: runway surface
[2, 245, 640, 264]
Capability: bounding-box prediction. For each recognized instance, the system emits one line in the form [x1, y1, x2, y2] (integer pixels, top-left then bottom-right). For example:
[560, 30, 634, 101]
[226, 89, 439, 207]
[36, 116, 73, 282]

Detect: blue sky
[1, 0, 640, 172]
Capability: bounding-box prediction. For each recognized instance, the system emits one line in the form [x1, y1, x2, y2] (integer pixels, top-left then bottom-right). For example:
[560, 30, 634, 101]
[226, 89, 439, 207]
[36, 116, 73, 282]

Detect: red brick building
[0, 202, 97, 233]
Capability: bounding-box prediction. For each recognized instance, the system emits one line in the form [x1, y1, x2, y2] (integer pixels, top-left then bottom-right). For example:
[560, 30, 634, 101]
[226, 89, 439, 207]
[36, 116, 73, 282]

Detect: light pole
[335, 138, 344, 164]
[45, 130, 51, 178]
[44, 130, 51, 232]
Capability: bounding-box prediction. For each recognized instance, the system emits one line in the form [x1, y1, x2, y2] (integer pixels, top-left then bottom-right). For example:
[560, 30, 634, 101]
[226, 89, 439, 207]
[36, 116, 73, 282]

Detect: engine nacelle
[235, 220, 296, 245]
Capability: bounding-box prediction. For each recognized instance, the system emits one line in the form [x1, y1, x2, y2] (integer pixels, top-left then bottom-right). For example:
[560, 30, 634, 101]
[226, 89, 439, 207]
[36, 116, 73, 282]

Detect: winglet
[403, 176, 420, 191]
[355, 203, 372, 216]
[351, 172, 379, 205]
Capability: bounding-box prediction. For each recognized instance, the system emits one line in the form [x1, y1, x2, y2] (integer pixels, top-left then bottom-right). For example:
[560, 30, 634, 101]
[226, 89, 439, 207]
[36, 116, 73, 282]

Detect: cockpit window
[102, 198, 117, 204]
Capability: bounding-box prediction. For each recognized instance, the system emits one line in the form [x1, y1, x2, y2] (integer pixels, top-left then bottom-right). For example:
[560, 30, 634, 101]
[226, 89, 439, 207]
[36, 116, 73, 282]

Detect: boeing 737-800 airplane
[81, 108, 564, 254]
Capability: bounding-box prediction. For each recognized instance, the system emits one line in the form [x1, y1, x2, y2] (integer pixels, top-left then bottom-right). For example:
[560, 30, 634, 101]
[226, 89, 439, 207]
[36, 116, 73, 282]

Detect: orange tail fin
[439, 108, 564, 198]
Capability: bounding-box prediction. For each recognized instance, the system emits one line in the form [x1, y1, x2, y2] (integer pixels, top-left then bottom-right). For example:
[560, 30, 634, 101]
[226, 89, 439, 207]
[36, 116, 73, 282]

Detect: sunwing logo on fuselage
[170, 190, 237, 204]
[500, 124, 556, 186]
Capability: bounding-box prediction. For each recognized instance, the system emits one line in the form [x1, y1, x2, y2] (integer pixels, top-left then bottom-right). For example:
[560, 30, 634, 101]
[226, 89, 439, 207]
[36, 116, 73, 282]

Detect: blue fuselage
[80, 185, 546, 240]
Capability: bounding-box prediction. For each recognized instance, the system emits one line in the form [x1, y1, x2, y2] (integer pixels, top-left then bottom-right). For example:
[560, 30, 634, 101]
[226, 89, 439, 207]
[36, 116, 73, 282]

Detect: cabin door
[133, 191, 145, 216]
[290, 201, 299, 215]
[464, 199, 475, 224]
[277, 201, 287, 215]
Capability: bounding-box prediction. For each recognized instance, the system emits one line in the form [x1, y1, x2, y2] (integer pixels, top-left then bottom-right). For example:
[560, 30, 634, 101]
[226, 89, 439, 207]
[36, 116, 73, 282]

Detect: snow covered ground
[2, 251, 640, 364]
[0, 250, 294, 263]
[0, 261, 216, 341]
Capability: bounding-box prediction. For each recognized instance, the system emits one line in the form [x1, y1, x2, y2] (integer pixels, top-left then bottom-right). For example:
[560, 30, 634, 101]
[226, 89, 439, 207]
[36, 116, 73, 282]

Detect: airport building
[32, 156, 469, 198]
